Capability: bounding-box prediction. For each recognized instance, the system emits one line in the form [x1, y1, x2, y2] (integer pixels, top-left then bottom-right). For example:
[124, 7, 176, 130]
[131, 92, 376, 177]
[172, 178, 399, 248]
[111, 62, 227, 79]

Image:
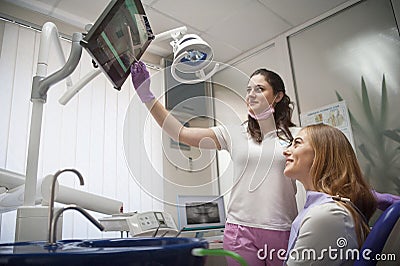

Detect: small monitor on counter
[177, 195, 226, 232]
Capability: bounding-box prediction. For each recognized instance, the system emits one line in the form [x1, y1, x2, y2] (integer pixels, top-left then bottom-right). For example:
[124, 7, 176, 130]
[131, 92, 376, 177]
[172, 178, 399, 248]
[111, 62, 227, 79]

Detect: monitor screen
[177, 195, 226, 231]
[81, 0, 154, 89]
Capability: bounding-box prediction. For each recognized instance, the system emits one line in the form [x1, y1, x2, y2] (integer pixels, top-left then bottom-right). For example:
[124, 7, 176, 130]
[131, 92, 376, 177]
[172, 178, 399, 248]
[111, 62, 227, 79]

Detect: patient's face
[283, 129, 315, 188]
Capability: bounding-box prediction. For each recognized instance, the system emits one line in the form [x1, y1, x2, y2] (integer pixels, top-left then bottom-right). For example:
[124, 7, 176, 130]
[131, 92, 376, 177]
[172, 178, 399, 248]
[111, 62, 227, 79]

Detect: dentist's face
[283, 129, 315, 189]
[246, 74, 275, 115]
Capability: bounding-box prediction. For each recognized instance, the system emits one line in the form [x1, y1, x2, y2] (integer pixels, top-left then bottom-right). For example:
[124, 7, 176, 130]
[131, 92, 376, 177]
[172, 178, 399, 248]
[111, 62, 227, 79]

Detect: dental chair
[354, 201, 400, 266]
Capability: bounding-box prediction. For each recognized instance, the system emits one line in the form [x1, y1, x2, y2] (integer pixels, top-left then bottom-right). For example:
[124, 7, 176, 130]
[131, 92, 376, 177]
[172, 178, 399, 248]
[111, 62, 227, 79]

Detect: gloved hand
[372, 190, 400, 211]
[130, 61, 155, 103]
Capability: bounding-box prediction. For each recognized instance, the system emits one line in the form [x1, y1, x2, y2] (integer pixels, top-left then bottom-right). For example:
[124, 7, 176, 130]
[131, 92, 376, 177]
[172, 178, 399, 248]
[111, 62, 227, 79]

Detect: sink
[0, 237, 208, 266]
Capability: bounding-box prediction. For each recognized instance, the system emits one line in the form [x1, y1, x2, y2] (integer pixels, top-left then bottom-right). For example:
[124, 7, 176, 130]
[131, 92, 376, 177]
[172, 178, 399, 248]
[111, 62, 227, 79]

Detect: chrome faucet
[47, 169, 104, 245]
[50, 204, 104, 244]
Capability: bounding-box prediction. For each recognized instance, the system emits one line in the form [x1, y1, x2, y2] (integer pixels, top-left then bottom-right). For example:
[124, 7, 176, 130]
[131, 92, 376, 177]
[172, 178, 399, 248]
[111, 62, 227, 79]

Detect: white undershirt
[212, 124, 300, 230]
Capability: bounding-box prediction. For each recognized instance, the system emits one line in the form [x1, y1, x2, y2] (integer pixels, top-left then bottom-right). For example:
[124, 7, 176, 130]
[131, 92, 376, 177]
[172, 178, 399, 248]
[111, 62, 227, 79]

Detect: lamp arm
[195, 63, 220, 81]
[153, 26, 187, 43]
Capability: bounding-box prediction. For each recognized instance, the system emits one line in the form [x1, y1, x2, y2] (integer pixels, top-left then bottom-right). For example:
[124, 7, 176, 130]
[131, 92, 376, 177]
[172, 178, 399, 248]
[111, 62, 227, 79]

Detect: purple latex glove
[130, 61, 155, 103]
[372, 190, 400, 211]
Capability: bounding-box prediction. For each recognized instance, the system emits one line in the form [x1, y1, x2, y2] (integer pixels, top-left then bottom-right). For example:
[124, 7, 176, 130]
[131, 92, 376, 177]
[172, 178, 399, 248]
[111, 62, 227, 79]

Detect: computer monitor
[81, 0, 154, 90]
[177, 195, 226, 231]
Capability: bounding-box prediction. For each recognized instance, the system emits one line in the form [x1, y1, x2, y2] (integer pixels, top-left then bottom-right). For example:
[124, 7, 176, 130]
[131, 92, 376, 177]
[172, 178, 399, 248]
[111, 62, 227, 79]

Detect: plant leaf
[385, 146, 400, 164]
[380, 74, 388, 129]
[391, 178, 400, 191]
[384, 130, 400, 143]
[348, 110, 363, 133]
[358, 143, 375, 166]
[363, 164, 371, 180]
[361, 77, 375, 127]
[336, 91, 365, 137]
[335, 91, 344, 102]
[337, 93, 377, 145]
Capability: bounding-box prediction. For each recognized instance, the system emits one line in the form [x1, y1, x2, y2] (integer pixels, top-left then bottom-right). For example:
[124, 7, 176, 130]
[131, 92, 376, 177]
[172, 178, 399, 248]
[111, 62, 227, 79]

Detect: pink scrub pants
[223, 222, 290, 266]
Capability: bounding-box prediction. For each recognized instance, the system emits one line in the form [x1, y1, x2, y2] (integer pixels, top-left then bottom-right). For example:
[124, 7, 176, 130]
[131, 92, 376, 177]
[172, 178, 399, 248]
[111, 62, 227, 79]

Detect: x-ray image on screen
[81, 0, 154, 89]
[185, 202, 220, 224]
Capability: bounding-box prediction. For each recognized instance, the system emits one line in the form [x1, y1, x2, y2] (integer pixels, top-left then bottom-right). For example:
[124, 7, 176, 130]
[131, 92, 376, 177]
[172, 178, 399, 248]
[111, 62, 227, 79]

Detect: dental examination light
[158, 27, 219, 84]
[135, 25, 219, 84]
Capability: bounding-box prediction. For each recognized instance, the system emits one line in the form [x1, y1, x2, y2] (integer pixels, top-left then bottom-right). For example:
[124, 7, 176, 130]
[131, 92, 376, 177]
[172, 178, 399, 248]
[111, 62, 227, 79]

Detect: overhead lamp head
[173, 34, 212, 72]
[170, 34, 219, 84]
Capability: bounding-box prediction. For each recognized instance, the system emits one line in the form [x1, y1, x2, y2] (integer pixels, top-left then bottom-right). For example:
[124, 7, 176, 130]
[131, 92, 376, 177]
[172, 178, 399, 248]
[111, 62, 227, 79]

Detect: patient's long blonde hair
[304, 124, 377, 247]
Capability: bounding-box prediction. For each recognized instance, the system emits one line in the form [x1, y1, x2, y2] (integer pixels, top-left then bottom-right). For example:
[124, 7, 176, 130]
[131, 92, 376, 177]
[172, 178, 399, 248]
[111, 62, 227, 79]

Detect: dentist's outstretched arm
[130, 61, 220, 150]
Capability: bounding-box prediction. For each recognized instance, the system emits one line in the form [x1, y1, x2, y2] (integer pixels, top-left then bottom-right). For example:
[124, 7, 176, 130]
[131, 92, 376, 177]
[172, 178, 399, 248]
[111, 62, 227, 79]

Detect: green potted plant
[336, 75, 400, 194]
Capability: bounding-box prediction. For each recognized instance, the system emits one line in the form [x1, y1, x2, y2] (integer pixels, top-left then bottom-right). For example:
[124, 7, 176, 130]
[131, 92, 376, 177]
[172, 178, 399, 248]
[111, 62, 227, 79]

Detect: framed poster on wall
[300, 101, 355, 150]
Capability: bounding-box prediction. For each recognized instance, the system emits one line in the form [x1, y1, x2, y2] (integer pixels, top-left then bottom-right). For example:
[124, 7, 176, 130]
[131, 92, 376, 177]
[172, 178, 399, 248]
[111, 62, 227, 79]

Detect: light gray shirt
[286, 202, 358, 265]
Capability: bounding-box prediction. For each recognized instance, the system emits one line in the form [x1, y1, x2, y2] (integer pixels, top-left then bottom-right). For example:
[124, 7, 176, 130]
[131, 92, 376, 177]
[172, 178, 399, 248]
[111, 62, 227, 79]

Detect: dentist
[130, 61, 300, 266]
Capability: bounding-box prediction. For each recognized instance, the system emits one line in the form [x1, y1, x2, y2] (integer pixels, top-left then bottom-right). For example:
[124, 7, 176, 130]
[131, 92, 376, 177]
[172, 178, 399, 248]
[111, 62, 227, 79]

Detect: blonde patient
[283, 124, 377, 265]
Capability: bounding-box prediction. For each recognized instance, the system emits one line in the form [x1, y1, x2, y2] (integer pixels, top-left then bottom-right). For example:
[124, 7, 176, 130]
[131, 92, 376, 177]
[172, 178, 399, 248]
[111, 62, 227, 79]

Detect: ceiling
[2, 0, 350, 64]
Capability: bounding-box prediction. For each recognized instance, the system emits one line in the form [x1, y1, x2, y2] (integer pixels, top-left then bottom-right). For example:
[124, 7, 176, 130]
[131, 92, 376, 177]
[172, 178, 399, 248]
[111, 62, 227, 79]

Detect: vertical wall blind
[0, 21, 163, 242]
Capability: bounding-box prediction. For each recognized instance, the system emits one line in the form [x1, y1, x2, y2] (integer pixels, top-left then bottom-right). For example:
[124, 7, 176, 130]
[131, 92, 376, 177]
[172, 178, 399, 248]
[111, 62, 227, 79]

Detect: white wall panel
[124, 88, 142, 213]
[57, 40, 80, 240]
[0, 23, 27, 242]
[116, 83, 132, 213]
[0, 22, 18, 169]
[70, 51, 94, 239]
[149, 70, 164, 211]
[0, 25, 24, 173]
[8, 26, 34, 173]
[103, 77, 118, 200]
